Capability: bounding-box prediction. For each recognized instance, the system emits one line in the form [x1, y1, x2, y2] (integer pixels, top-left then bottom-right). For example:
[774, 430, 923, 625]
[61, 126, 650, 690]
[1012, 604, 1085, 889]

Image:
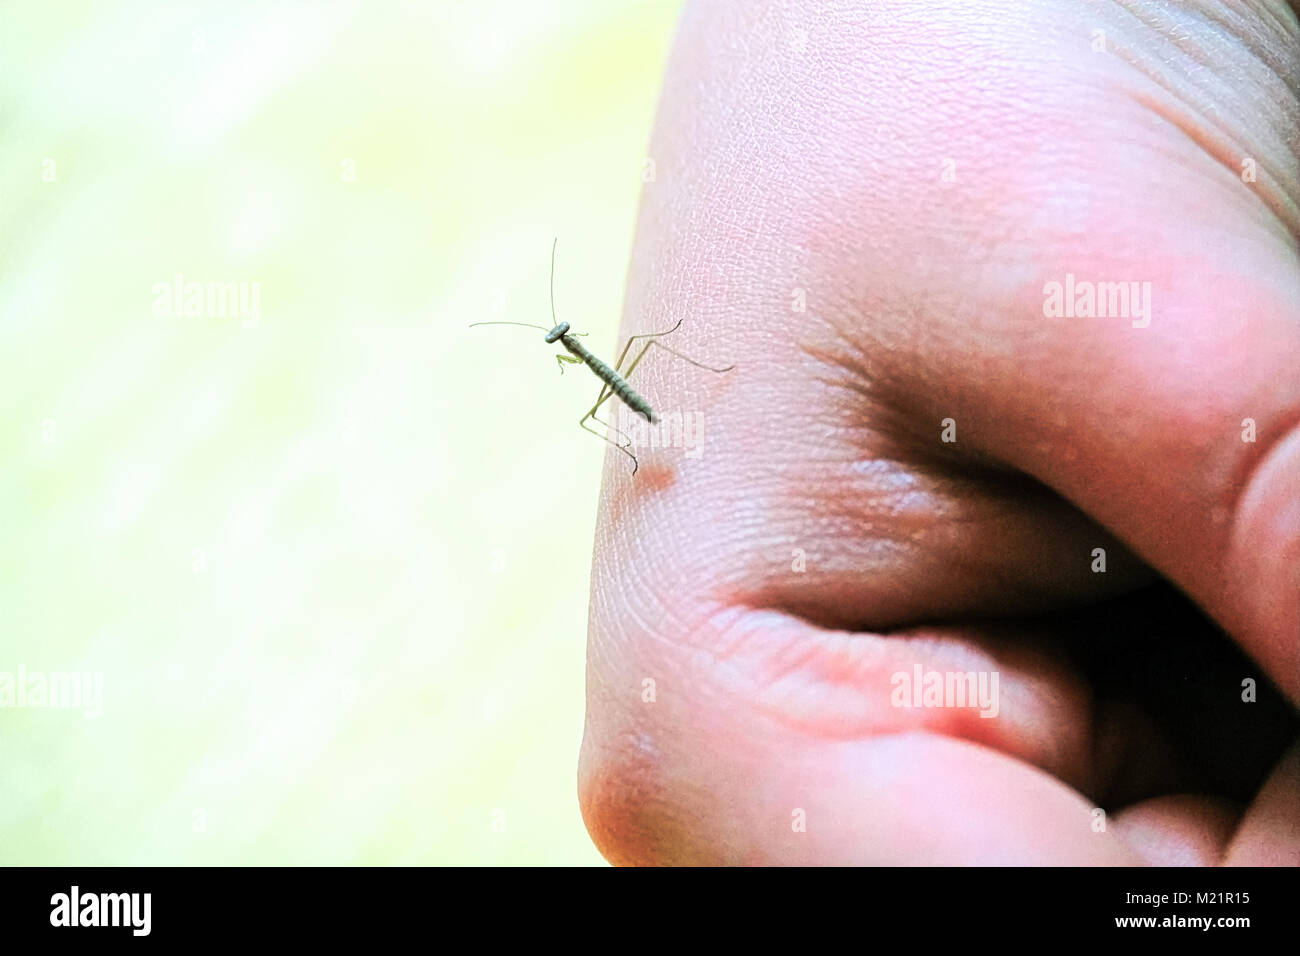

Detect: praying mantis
[470, 239, 734, 473]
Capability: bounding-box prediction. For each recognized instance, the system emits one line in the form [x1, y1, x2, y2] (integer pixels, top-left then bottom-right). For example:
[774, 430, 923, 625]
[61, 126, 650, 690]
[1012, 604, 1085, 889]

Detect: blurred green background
[0, 0, 682, 865]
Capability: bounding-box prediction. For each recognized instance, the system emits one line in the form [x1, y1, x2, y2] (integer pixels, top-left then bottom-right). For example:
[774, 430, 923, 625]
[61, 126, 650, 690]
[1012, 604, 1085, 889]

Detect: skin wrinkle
[720, 405, 1155, 629]
[1129, 83, 1300, 239]
[1107, 2, 1300, 235]
[1153, 0, 1299, 84]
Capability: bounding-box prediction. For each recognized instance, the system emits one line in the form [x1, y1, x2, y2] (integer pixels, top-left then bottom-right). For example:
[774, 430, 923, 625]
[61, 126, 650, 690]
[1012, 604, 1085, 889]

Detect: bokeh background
[0, 0, 684, 865]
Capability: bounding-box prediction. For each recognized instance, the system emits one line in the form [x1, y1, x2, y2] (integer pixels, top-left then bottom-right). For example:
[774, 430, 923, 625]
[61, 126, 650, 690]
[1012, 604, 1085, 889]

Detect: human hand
[578, 0, 1300, 865]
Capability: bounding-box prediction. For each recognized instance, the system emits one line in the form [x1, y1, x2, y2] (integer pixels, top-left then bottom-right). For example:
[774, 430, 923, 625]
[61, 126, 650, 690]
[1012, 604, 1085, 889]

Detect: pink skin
[578, 0, 1300, 865]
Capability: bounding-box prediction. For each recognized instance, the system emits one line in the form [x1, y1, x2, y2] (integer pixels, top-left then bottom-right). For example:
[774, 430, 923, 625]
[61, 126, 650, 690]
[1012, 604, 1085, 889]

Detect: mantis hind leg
[618, 321, 735, 375]
[579, 383, 640, 473]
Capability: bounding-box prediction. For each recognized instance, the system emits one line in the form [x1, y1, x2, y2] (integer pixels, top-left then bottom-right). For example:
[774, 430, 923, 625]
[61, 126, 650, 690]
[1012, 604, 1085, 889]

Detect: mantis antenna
[468, 238, 566, 335]
[550, 236, 559, 327]
[467, 321, 553, 331]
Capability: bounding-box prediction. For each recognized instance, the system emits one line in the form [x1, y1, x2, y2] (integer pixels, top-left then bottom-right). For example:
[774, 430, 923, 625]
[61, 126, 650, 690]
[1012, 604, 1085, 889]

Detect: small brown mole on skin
[608, 462, 678, 523]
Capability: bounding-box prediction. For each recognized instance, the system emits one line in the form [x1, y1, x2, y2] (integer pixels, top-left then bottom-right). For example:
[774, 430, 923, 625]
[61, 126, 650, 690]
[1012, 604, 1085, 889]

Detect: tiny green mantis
[470, 239, 734, 473]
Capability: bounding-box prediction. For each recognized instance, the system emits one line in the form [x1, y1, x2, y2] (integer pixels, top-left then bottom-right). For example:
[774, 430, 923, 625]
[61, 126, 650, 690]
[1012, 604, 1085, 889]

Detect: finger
[1223, 738, 1300, 865]
[1112, 795, 1241, 866]
[579, 590, 1181, 863]
[581, 669, 1149, 865]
